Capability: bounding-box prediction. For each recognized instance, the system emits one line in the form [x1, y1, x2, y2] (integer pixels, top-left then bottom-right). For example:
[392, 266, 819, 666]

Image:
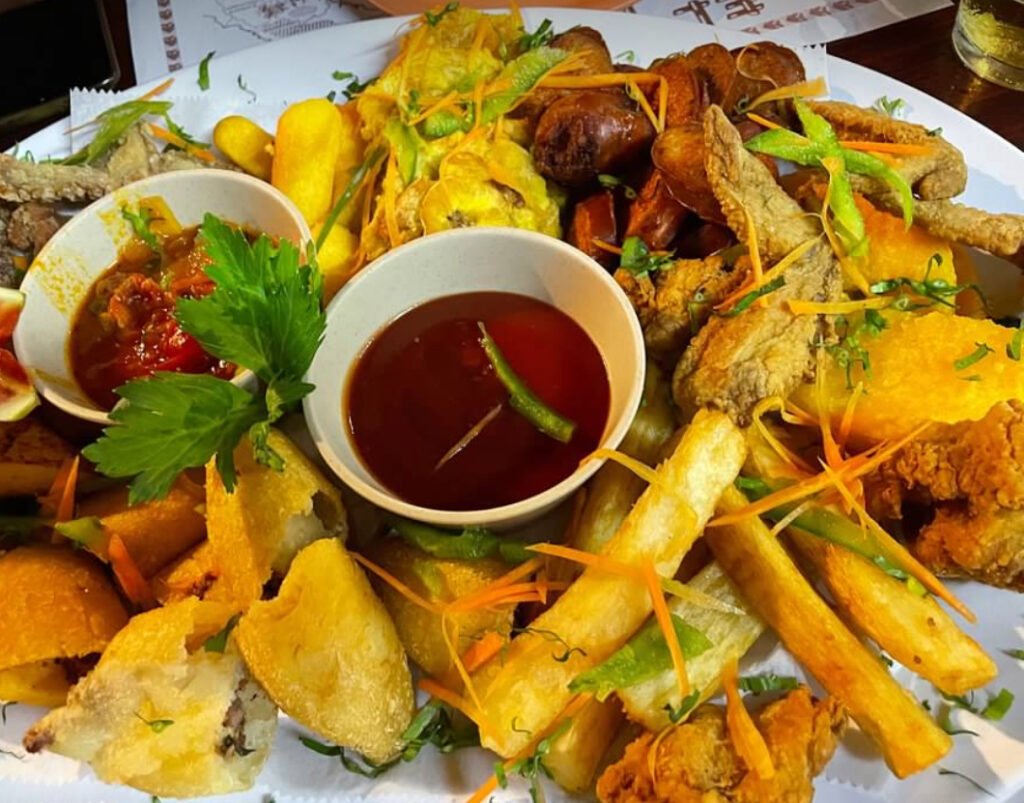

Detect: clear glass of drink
[953, 0, 1024, 89]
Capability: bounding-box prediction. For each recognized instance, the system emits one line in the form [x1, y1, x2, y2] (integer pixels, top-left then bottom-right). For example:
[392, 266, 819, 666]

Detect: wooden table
[2, 2, 1021, 150]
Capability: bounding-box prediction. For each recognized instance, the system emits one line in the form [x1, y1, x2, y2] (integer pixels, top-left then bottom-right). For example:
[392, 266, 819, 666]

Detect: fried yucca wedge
[207, 428, 346, 605]
[363, 538, 513, 677]
[151, 541, 223, 605]
[0, 546, 128, 706]
[236, 538, 414, 764]
[24, 598, 276, 798]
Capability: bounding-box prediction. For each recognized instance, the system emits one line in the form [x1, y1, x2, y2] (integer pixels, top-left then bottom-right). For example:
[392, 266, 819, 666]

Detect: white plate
[4, 9, 1023, 803]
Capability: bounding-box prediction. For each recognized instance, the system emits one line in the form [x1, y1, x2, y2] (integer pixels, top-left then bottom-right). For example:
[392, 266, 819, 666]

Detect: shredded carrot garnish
[419, 677, 480, 723]
[460, 631, 506, 674]
[409, 91, 460, 125]
[592, 239, 623, 256]
[839, 140, 934, 156]
[108, 533, 156, 609]
[435, 403, 503, 471]
[139, 77, 174, 101]
[628, 79, 661, 133]
[837, 382, 864, 449]
[538, 71, 665, 90]
[787, 297, 891, 316]
[715, 237, 818, 314]
[146, 123, 216, 163]
[747, 76, 827, 111]
[768, 500, 812, 537]
[751, 398, 815, 476]
[42, 455, 80, 523]
[708, 423, 929, 529]
[644, 562, 689, 698]
[441, 614, 485, 717]
[657, 76, 668, 132]
[819, 157, 872, 295]
[351, 552, 441, 613]
[580, 448, 661, 486]
[528, 543, 642, 580]
[745, 111, 783, 130]
[722, 657, 775, 779]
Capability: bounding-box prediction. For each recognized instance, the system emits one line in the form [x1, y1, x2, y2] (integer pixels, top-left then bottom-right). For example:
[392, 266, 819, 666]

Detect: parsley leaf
[873, 95, 906, 117]
[197, 51, 215, 91]
[953, 342, 993, 372]
[121, 206, 160, 252]
[82, 374, 265, 504]
[619, 236, 675, 279]
[424, 1, 459, 26]
[176, 214, 325, 385]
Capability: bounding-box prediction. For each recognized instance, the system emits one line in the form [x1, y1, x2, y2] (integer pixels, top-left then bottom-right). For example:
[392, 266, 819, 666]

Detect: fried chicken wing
[671, 107, 840, 424]
[805, 100, 967, 200]
[915, 505, 1024, 591]
[597, 687, 846, 803]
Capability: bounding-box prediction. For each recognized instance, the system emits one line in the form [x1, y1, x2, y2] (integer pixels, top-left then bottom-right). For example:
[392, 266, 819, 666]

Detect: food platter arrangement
[0, 6, 1022, 803]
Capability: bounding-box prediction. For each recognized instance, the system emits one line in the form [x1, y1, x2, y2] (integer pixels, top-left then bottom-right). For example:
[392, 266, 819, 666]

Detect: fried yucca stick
[475, 410, 746, 757]
[706, 486, 952, 778]
[788, 530, 996, 694]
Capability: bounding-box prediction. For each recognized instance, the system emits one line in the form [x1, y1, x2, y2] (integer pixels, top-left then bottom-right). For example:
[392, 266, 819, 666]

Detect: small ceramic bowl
[13, 169, 312, 425]
[303, 227, 646, 530]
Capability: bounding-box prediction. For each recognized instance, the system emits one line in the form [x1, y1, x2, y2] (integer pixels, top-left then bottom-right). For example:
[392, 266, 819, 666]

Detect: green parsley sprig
[82, 214, 326, 504]
[619, 235, 675, 280]
[495, 718, 571, 803]
[198, 51, 215, 91]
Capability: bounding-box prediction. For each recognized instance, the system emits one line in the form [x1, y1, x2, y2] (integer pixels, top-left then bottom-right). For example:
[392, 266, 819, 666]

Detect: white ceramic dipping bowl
[304, 227, 646, 530]
[14, 169, 312, 425]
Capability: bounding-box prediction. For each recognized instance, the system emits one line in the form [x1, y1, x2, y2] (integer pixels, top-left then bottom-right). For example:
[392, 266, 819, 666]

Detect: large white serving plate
[3, 9, 1022, 803]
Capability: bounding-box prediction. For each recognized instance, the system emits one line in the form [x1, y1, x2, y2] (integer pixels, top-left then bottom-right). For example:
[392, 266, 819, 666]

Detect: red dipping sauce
[346, 292, 611, 511]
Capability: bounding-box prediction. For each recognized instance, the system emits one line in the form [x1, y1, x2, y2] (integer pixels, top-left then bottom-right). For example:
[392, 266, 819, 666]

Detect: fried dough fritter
[597, 687, 846, 803]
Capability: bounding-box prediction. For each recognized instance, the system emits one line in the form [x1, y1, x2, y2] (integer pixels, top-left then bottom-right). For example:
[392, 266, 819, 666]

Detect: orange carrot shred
[418, 677, 479, 724]
[460, 631, 506, 674]
[146, 123, 217, 163]
[108, 533, 156, 609]
[722, 657, 775, 779]
[351, 552, 441, 614]
[139, 77, 174, 100]
[527, 543, 643, 580]
[643, 562, 689, 698]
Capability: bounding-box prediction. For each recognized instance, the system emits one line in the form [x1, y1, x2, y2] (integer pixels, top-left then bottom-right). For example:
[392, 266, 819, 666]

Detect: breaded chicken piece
[914, 505, 1024, 591]
[616, 252, 748, 360]
[873, 401, 1024, 590]
[672, 107, 840, 424]
[597, 687, 846, 803]
[805, 100, 967, 200]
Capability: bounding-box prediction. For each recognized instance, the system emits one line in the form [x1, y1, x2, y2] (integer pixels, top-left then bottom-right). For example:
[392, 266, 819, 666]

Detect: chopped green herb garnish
[1, 702, 15, 725]
[953, 342, 994, 372]
[333, 70, 372, 100]
[869, 254, 984, 310]
[518, 18, 554, 51]
[203, 614, 241, 653]
[121, 206, 160, 252]
[392, 519, 531, 564]
[197, 51, 215, 91]
[1005, 648, 1024, 660]
[664, 690, 701, 723]
[597, 173, 637, 199]
[739, 673, 799, 694]
[164, 116, 211, 150]
[927, 126, 943, 137]
[424, 1, 459, 26]
[512, 627, 586, 664]
[879, 653, 894, 668]
[54, 516, 105, 551]
[873, 95, 906, 117]
[619, 236, 675, 279]
[981, 688, 1014, 721]
[60, 99, 173, 166]
[1007, 320, 1024, 361]
[496, 718, 570, 803]
[721, 276, 786, 317]
[615, 49, 636, 63]
[135, 713, 174, 733]
[825, 309, 888, 389]
[478, 322, 576, 444]
[938, 768, 994, 797]
[237, 75, 256, 101]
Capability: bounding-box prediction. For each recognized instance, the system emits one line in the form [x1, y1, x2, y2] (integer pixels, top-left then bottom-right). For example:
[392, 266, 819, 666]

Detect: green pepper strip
[315, 146, 385, 251]
[393, 518, 531, 564]
[477, 321, 576, 444]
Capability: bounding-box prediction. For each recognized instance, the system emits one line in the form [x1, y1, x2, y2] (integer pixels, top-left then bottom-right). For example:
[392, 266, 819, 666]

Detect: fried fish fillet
[616, 252, 748, 360]
[597, 687, 847, 803]
[0, 154, 112, 204]
[805, 100, 967, 200]
[672, 107, 840, 424]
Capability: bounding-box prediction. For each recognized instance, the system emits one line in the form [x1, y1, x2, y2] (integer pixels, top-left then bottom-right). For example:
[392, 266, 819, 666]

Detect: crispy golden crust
[597, 687, 847, 803]
[805, 100, 967, 200]
[0, 155, 112, 204]
[615, 254, 748, 360]
[703, 106, 819, 262]
[0, 546, 128, 671]
[914, 505, 1024, 591]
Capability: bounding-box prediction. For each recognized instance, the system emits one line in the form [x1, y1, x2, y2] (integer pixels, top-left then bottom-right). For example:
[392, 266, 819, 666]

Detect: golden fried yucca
[151, 540, 223, 606]
[206, 428, 347, 606]
[0, 546, 128, 705]
[364, 538, 513, 677]
[23, 598, 277, 798]
[235, 538, 414, 764]
[0, 418, 74, 497]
